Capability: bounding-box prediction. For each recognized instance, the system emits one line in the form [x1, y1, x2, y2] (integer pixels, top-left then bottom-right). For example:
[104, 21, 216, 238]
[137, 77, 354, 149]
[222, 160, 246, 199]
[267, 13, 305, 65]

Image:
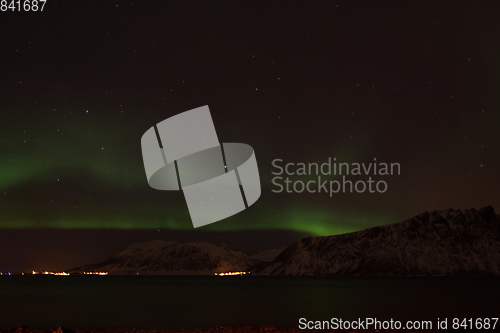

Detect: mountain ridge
[69, 239, 279, 275]
[259, 206, 500, 276]
[69, 206, 500, 276]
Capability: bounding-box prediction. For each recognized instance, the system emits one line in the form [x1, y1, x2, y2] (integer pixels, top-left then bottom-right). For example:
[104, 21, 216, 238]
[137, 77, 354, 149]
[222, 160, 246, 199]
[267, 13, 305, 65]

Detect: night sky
[1, 1, 499, 272]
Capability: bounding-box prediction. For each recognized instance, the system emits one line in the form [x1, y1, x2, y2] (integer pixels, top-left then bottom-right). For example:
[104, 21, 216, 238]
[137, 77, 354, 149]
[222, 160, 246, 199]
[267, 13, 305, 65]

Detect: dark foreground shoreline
[0, 326, 445, 333]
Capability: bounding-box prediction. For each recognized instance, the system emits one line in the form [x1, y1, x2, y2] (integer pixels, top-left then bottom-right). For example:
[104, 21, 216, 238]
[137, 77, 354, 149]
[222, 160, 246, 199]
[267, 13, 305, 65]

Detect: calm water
[0, 276, 498, 329]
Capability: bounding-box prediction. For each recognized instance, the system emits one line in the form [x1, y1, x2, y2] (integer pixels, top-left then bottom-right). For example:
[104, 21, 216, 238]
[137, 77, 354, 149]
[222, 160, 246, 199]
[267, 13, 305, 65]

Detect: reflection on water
[0, 276, 498, 329]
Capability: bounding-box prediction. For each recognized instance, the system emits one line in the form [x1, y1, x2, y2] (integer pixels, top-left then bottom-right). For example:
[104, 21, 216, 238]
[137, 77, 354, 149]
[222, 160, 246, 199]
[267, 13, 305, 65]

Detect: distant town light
[215, 271, 248, 276]
[31, 270, 107, 276]
[31, 270, 70, 276]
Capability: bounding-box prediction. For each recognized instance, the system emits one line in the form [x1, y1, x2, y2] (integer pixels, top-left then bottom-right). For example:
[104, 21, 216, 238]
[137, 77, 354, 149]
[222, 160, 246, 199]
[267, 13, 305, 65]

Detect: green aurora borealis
[1, 111, 398, 235]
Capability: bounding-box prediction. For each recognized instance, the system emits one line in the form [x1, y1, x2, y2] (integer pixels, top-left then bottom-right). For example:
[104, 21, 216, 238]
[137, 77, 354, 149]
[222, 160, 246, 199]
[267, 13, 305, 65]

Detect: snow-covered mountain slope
[69, 240, 284, 275]
[258, 206, 500, 276]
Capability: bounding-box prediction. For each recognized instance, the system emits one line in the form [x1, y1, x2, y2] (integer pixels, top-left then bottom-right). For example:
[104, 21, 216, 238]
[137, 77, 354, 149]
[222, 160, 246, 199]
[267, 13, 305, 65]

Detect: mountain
[250, 246, 288, 262]
[258, 206, 500, 276]
[68, 239, 284, 275]
[69, 206, 500, 276]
